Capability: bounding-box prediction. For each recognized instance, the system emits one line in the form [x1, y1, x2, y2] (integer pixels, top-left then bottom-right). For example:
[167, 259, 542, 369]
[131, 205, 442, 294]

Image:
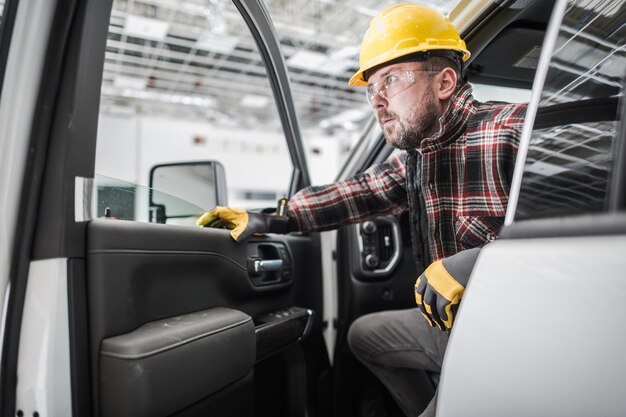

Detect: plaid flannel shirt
[288, 84, 527, 267]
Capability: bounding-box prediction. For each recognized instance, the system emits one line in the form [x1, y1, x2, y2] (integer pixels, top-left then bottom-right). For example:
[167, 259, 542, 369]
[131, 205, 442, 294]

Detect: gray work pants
[347, 308, 449, 417]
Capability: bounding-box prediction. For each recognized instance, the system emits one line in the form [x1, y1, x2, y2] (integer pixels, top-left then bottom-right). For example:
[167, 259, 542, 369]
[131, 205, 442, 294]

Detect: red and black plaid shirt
[288, 84, 527, 265]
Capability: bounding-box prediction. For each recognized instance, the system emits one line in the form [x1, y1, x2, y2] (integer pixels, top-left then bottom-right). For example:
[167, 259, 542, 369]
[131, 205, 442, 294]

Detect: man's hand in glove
[414, 247, 481, 330]
[196, 199, 296, 242]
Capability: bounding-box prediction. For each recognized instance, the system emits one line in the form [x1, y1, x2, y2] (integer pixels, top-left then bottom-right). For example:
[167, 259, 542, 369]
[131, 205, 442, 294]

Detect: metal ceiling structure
[100, 0, 456, 129]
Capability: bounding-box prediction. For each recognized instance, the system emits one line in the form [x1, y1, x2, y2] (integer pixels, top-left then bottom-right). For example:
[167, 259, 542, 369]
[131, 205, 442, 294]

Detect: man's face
[367, 63, 440, 150]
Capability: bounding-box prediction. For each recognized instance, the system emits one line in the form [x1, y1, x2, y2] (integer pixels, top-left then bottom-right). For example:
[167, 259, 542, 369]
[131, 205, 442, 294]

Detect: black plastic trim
[31, 0, 113, 259]
[351, 216, 403, 280]
[68, 258, 92, 417]
[463, 0, 555, 67]
[534, 96, 619, 130]
[254, 306, 312, 362]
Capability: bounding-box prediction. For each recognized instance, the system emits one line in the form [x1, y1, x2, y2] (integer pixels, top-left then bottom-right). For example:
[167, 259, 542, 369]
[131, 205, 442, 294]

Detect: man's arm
[288, 152, 409, 232]
[197, 152, 410, 241]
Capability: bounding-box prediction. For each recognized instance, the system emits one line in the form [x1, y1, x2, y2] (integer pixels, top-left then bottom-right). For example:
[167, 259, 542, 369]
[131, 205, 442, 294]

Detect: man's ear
[436, 67, 458, 100]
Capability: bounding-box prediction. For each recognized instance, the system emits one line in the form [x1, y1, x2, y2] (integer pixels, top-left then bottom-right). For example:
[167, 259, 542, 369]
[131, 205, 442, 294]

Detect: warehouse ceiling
[100, 0, 456, 130]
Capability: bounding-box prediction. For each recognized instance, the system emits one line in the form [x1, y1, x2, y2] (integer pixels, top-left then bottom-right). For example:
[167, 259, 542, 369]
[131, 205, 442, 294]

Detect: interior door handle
[253, 259, 283, 273]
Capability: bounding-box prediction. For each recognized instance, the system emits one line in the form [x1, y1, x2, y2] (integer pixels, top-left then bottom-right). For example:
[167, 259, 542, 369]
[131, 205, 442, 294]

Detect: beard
[378, 93, 439, 150]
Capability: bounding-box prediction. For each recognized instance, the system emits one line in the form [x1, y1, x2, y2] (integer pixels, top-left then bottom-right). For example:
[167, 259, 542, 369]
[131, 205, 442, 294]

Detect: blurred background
[95, 1, 472, 199]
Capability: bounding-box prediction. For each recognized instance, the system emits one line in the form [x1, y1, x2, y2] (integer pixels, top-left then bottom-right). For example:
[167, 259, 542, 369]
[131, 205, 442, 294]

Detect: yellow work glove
[415, 247, 481, 330]
[196, 200, 295, 242]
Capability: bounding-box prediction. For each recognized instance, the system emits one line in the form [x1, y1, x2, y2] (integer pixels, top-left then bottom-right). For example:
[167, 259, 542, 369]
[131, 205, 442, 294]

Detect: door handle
[246, 243, 291, 285]
[252, 259, 283, 274]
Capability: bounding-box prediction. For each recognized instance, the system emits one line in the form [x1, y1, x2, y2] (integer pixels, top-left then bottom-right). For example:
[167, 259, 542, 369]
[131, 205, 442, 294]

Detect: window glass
[95, 0, 292, 223]
[514, 0, 625, 220]
[94, 174, 205, 225]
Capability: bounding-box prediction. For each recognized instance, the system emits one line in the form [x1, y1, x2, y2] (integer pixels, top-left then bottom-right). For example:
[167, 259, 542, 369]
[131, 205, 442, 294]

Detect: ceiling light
[354, 6, 379, 17]
[287, 50, 328, 71]
[114, 75, 147, 90]
[321, 59, 354, 75]
[330, 45, 359, 60]
[196, 32, 239, 54]
[241, 94, 270, 108]
[318, 106, 370, 130]
[124, 15, 169, 41]
[289, 48, 358, 75]
[107, 86, 215, 109]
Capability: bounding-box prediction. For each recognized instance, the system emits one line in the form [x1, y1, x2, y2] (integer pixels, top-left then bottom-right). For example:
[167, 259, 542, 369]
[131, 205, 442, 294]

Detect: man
[198, 3, 526, 416]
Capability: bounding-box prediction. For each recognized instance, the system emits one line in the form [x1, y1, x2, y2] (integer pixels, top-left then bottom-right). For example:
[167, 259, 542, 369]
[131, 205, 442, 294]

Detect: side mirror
[149, 161, 227, 224]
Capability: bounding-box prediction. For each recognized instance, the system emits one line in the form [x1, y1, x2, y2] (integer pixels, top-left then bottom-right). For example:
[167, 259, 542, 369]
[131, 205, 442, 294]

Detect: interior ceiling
[100, 0, 456, 130]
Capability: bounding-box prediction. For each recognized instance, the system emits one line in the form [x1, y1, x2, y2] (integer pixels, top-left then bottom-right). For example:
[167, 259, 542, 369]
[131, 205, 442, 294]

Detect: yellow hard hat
[349, 3, 470, 86]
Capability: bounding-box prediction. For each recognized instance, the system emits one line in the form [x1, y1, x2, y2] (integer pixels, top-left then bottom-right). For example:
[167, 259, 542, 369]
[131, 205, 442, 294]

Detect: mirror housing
[149, 161, 227, 223]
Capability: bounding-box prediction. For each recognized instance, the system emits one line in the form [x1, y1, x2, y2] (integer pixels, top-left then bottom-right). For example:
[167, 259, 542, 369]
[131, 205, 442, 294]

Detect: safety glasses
[366, 70, 437, 105]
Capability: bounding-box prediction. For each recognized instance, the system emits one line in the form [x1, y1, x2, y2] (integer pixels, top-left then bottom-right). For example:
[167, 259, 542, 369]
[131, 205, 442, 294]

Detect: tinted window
[515, 0, 625, 220]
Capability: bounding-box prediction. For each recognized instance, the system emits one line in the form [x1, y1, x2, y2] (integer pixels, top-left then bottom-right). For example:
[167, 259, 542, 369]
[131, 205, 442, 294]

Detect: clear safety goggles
[366, 70, 437, 105]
